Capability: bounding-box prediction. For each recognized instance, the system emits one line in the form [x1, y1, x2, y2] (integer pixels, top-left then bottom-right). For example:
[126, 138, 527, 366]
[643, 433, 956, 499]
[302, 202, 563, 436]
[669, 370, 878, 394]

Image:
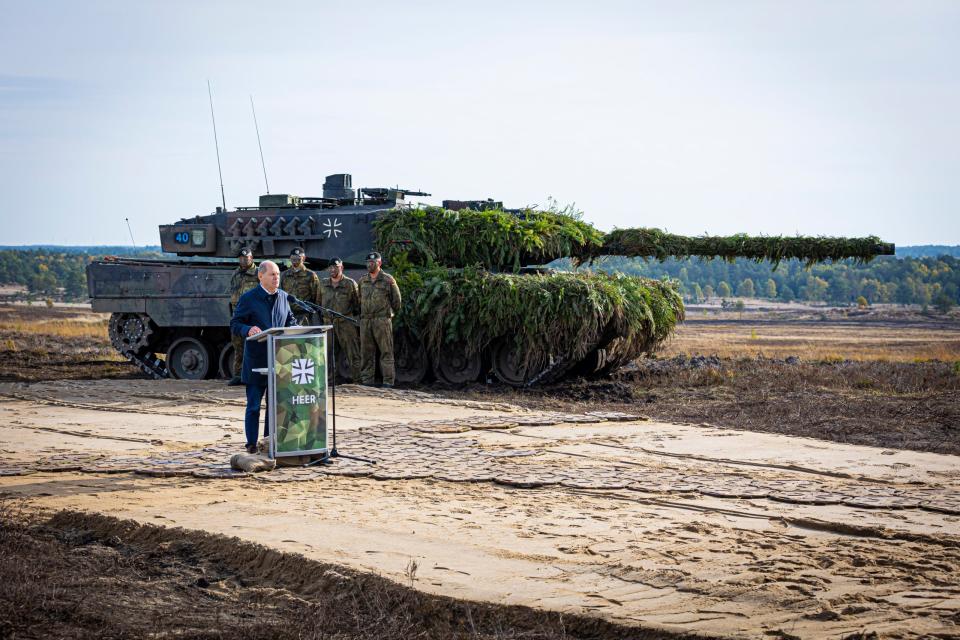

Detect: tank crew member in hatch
[358, 252, 401, 388]
[230, 260, 299, 454]
[280, 247, 321, 326]
[227, 248, 260, 386]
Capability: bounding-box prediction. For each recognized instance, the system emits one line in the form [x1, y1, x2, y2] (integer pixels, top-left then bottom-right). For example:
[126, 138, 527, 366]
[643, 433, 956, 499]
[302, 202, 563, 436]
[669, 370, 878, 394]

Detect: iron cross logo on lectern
[291, 358, 315, 384]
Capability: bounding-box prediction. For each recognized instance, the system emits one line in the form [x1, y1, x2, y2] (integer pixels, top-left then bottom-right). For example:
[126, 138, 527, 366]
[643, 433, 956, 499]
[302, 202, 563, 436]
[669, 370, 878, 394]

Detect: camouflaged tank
[86, 172, 894, 386]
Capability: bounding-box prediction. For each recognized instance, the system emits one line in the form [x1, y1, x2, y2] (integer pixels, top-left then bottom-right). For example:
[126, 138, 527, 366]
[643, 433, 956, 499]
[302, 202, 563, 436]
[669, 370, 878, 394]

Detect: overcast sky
[1, 0, 958, 247]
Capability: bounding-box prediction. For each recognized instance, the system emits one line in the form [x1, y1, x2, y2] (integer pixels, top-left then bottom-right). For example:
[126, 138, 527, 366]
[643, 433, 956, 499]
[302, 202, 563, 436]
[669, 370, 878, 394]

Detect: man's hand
[247, 326, 262, 337]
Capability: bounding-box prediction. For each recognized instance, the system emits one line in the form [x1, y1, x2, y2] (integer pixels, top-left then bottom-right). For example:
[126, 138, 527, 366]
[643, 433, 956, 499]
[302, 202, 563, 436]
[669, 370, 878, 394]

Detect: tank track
[108, 313, 168, 380]
[121, 350, 168, 380]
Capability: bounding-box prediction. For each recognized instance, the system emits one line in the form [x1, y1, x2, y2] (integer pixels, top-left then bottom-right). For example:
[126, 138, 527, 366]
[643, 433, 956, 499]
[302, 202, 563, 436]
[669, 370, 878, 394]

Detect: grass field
[664, 317, 960, 362]
[0, 304, 129, 381]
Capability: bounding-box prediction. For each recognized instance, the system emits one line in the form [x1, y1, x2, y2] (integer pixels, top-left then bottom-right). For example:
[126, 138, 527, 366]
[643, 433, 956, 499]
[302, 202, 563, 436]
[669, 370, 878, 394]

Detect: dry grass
[463, 357, 960, 455]
[0, 318, 110, 340]
[0, 305, 129, 381]
[663, 318, 960, 363]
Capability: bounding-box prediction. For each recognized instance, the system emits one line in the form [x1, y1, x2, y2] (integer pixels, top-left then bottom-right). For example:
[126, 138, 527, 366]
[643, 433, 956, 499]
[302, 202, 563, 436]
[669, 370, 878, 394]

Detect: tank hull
[87, 259, 236, 380]
[87, 259, 680, 386]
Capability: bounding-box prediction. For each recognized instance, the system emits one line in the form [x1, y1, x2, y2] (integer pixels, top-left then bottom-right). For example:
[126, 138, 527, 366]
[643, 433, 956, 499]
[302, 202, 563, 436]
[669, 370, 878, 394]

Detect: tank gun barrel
[375, 207, 895, 270]
[589, 228, 896, 267]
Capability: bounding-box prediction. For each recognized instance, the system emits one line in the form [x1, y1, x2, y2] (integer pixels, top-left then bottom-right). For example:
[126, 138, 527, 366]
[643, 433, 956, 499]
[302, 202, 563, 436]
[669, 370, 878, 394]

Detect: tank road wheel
[218, 343, 236, 379]
[432, 341, 480, 385]
[108, 313, 154, 353]
[396, 330, 429, 385]
[490, 339, 571, 387]
[490, 338, 528, 387]
[167, 337, 212, 380]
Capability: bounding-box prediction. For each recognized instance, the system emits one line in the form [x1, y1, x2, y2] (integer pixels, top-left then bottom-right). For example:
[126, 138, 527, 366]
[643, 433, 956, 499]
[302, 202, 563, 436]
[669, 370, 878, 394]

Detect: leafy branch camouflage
[374, 207, 893, 273]
[392, 266, 683, 372]
[587, 228, 895, 268]
[375, 207, 602, 272]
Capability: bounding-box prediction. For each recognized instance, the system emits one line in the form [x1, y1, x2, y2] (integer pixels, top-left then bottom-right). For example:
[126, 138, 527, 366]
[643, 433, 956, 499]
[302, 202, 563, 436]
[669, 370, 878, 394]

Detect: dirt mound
[0, 503, 690, 640]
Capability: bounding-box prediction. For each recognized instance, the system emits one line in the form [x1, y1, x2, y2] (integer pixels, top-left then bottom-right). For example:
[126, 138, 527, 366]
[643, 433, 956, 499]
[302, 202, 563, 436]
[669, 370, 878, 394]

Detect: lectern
[247, 326, 331, 459]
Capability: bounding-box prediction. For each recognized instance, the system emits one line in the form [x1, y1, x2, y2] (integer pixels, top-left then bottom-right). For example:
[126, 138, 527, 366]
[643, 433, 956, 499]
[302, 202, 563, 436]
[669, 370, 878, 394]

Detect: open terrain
[667, 304, 960, 362]
[1, 302, 959, 638]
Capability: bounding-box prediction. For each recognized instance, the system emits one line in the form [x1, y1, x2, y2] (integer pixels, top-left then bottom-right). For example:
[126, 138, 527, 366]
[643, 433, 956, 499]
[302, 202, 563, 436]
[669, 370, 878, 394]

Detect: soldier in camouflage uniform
[280, 247, 321, 325]
[320, 258, 361, 382]
[228, 248, 259, 386]
[358, 252, 402, 387]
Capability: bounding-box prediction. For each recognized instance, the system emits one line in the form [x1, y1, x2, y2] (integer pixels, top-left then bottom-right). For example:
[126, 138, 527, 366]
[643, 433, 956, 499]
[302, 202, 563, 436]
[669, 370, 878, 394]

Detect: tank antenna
[207, 80, 227, 211]
[250, 94, 270, 194]
[124, 217, 137, 249]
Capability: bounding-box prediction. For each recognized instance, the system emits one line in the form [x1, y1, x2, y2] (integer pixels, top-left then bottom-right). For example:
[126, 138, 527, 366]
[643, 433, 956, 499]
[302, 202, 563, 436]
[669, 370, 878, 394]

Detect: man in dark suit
[230, 260, 299, 453]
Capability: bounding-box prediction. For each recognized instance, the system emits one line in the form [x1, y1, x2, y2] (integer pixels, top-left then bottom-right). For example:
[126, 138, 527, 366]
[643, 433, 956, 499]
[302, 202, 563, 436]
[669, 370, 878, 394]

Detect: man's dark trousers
[244, 380, 269, 448]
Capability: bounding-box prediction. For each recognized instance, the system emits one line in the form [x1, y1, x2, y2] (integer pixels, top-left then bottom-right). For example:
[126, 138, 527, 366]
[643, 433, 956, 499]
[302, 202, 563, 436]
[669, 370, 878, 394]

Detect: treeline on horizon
[574, 254, 959, 308]
[1, 246, 958, 307]
[0, 247, 163, 299]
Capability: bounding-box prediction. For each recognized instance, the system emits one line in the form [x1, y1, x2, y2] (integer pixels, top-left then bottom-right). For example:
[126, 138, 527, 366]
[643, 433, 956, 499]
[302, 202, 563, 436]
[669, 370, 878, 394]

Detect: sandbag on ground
[230, 453, 276, 473]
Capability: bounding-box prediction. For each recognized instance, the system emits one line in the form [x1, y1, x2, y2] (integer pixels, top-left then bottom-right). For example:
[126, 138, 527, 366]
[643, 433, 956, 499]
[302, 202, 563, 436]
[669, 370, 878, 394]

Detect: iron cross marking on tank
[323, 218, 342, 238]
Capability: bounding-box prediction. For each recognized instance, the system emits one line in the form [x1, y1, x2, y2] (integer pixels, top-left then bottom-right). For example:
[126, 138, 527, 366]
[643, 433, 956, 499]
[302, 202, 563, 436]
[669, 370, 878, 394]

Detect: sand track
[1, 379, 959, 638]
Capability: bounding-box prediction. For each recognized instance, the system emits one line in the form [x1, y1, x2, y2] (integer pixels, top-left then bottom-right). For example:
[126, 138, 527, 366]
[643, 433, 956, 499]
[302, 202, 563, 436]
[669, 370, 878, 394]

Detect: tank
[87, 172, 895, 385]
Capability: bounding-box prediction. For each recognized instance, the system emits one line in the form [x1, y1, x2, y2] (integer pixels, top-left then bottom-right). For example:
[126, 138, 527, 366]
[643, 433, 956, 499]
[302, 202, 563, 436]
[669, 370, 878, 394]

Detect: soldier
[280, 247, 321, 325]
[358, 251, 401, 387]
[320, 258, 361, 382]
[227, 248, 259, 386]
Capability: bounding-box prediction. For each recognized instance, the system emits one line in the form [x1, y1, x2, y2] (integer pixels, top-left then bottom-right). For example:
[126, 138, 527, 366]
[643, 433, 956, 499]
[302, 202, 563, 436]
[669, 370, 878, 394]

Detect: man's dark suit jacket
[230, 285, 298, 384]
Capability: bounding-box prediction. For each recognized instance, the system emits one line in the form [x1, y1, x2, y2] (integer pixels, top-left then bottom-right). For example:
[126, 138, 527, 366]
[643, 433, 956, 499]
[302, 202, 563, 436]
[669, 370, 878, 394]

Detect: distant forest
[576, 254, 959, 308]
[1, 245, 958, 308]
[0, 247, 162, 299]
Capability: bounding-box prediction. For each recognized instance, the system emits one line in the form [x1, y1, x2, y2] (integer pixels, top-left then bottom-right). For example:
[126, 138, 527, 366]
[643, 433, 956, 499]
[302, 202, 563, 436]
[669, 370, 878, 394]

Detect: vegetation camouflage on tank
[372, 206, 891, 383]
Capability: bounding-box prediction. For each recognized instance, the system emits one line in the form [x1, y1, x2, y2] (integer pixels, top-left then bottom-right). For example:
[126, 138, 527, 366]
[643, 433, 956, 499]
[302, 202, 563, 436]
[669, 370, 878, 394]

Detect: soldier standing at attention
[280, 247, 321, 325]
[228, 248, 259, 386]
[320, 258, 362, 382]
[359, 251, 401, 387]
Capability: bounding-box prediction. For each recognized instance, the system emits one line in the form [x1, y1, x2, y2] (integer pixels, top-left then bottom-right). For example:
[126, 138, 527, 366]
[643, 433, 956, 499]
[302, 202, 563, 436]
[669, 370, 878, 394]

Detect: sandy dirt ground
[1, 379, 959, 639]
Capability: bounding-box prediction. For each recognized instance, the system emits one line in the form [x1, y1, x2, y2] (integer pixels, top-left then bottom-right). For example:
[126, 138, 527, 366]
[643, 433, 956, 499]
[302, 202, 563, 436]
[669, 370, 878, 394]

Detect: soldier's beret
[330, 257, 343, 266]
[366, 252, 381, 261]
[238, 248, 252, 257]
[290, 247, 305, 257]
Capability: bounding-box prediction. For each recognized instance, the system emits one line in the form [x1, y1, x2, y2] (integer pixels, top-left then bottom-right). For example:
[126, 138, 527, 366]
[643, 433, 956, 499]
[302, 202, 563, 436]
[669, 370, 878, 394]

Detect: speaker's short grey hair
[258, 260, 278, 275]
